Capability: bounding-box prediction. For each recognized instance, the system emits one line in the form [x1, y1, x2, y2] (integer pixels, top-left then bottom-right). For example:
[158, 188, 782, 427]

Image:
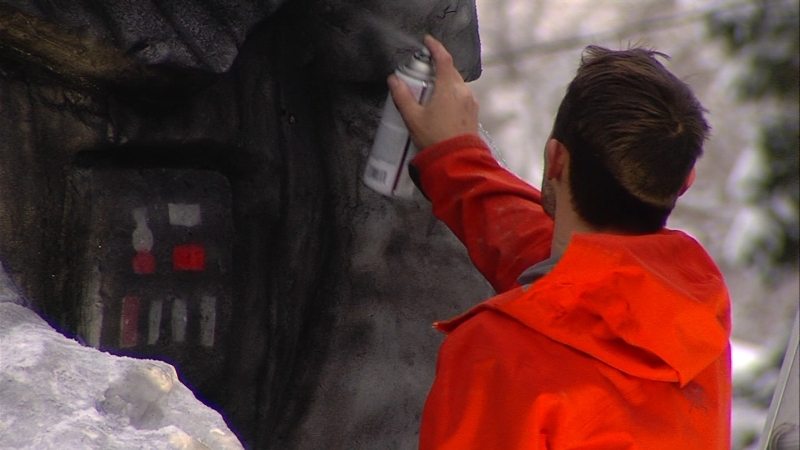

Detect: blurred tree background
[708, 0, 800, 274]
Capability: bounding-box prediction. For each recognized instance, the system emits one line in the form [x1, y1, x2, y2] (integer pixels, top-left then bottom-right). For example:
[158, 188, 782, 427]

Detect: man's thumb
[388, 75, 421, 124]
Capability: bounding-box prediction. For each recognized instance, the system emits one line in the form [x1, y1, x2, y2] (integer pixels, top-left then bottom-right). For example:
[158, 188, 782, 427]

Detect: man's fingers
[388, 74, 422, 124]
[385, 38, 478, 149]
[424, 35, 462, 84]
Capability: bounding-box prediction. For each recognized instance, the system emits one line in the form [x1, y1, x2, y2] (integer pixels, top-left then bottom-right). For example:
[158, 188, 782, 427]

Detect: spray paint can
[363, 47, 434, 198]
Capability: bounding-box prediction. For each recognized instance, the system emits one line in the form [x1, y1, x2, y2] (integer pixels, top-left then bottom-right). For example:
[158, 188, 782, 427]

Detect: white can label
[363, 71, 431, 198]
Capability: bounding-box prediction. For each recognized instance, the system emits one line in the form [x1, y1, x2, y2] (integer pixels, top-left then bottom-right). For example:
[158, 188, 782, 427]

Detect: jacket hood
[437, 229, 731, 387]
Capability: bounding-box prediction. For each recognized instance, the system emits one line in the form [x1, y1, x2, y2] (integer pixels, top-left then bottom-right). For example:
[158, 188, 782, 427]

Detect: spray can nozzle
[403, 46, 434, 80]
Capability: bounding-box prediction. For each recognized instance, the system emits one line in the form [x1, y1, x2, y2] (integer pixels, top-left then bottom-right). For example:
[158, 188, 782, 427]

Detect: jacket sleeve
[410, 134, 553, 293]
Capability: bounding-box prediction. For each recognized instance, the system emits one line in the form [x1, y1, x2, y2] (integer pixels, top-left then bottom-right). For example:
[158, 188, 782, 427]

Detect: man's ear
[545, 139, 568, 181]
[679, 167, 696, 196]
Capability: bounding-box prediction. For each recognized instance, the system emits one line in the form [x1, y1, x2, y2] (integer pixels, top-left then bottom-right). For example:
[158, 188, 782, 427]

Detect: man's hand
[388, 36, 480, 150]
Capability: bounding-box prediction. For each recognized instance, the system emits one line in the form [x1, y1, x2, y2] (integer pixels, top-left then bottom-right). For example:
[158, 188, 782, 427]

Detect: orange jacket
[410, 135, 732, 449]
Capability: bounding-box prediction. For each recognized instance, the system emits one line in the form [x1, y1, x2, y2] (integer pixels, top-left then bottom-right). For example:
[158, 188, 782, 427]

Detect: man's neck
[550, 211, 645, 258]
[550, 208, 603, 259]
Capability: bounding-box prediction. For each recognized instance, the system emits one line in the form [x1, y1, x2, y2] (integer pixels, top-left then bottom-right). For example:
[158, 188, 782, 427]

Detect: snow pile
[730, 336, 796, 450]
[0, 272, 243, 450]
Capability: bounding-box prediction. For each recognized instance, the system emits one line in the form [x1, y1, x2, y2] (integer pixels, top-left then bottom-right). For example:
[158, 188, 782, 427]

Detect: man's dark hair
[551, 45, 710, 234]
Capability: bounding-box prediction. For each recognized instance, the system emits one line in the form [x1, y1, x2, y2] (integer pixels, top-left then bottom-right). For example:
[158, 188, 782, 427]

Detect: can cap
[401, 47, 434, 80]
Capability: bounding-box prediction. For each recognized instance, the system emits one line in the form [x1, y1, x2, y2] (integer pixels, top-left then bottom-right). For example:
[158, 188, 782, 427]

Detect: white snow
[732, 339, 766, 379]
[0, 268, 243, 450]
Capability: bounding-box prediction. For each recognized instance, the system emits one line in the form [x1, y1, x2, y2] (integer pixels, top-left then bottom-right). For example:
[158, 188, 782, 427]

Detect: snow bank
[0, 273, 243, 450]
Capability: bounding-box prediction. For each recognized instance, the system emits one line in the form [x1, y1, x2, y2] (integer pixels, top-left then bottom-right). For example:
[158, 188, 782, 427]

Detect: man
[389, 36, 732, 449]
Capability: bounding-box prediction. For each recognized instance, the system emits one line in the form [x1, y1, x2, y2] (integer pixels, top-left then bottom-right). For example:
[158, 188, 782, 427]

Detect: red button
[173, 244, 206, 271]
[133, 252, 156, 274]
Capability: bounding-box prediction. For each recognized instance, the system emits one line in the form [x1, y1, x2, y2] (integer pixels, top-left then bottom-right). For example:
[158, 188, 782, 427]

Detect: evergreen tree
[708, 0, 799, 271]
